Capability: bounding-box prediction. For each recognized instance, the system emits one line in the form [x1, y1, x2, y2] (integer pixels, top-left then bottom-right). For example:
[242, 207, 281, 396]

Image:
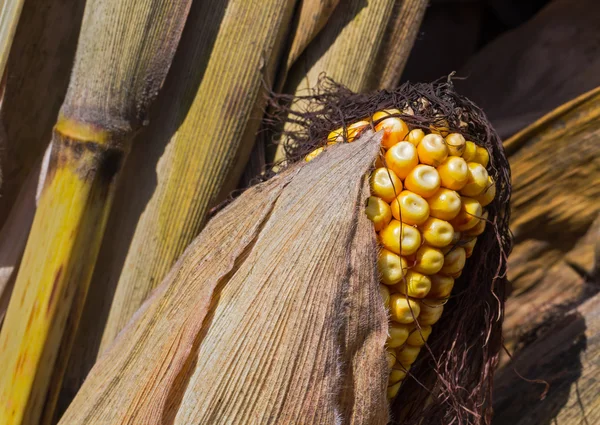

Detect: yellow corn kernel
[450, 197, 482, 231]
[304, 146, 324, 162]
[428, 274, 454, 298]
[386, 347, 398, 369]
[463, 210, 488, 237]
[390, 294, 421, 324]
[412, 245, 445, 275]
[388, 323, 410, 348]
[437, 156, 468, 191]
[385, 141, 419, 179]
[418, 217, 454, 248]
[379, 220, 422, 256]
[474, 146, 490, 167]
[427, 188, 461, 221]
[462, 141, 477, 161]
[429, 119, 449, 137]
[391, 191, 430, 226]
[418, 300, 445, 325]
[373, 108, 401, 121]
[396, 345, 421, 365]
[365, 196, 392, 231]
[460, 162, 489, 197]
[445, 133, 466, 156]
[417, 134, 448, 167]
[327, 120, 370, 144]
[370, 167, 403, 203]
[406, 128, 425, 146]
[389, 367, 407, 384]
[440, 246, 466, 277]
[395, 270, 432, 299]
[387, 381, 402, 399]
[379, 284, 391, 309]
[378, 248, 408, 285]
[374, 113, 409, 149]
[404, 165, 441, 198]
[406, 325, 432, 346]
[474, 176, 495, 207]
[462, 237, 477, 258]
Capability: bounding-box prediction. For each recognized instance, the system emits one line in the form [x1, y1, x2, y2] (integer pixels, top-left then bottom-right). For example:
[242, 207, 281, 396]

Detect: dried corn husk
[58, 131, 388, 425]
[502, 86, 600, 356]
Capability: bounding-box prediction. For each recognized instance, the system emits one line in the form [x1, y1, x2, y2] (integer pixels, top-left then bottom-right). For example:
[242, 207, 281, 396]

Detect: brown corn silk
[58, 132, 388, 424]
[268, 77, 512, 424]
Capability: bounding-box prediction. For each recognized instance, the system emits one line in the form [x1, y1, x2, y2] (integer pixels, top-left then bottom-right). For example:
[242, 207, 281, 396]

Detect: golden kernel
[445, 133, 466, 156]
[374, 115, 409, 149]
[412, 245, 445, 275]
[389, 367, 408, 384]
[463, 210, 488, 237]
[396, 345, 421, 365]
[379, 284, 391, 309]
[437, 156, 468, 191]
[460, 162, 489, 197]
[462, 237, 477, 258]
[388, 323, 410, 348]
[474, 146, 490, 167]
[406, 128, 425, 146]
[440, 247, 466, 277]
[404, 165, 441, 198]
[462, 141, 477, 161]
[391, 190, 430, 226]
[378, 248, 408, 285]
[395, 270, 432, 299]
[473, 176, 495, 207]
[370, 167, 403, 203]
[427, 188, 461, 221]
[386, 348, 397, 369]
[365, 196, 392, 231]
[417, 134, 448, 167]
[379, 220, 422, 256]
[385, 141, 419, 179]
[450, 197, 483, 231]
[428, 274, 454, 298]
[387, 381, 402, 399]
[419, 217, 454, 248]
[406, 325, 433, 347]
[390, 294, 421, 324]
[418, 300, 445, 325]
[304, 147, 324, 162]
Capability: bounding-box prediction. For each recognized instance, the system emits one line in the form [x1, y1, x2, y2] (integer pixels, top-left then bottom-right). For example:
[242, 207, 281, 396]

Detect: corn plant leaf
[58, 131, 388, 424]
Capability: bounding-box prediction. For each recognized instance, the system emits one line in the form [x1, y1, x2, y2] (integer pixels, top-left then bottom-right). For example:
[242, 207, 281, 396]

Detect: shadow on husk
[265, 75, 513, 425]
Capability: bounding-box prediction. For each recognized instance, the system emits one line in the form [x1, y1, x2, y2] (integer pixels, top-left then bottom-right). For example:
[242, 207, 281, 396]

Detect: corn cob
[306, 111, 495, 400]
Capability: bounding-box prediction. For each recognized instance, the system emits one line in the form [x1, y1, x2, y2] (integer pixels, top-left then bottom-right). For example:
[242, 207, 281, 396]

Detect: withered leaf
[59, 131, 388, 424]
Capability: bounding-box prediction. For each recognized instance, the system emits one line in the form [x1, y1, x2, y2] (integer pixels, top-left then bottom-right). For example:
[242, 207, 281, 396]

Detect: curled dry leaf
[59, 131, 389, 425]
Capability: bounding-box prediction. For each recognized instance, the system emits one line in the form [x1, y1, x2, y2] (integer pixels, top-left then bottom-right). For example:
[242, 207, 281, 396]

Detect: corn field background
[0, 0, 598, 424]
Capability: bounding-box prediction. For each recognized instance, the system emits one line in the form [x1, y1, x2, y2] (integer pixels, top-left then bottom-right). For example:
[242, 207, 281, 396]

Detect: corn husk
[0, 0, 85, 224]
[502, 86, 600, 356]
[0, 0, 193, 423]
[58, 131, 388, 425]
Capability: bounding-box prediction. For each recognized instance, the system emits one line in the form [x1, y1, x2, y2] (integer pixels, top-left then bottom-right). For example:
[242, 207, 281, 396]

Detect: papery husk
[58, 131, 389, 425]
[268, 77, 512, 425]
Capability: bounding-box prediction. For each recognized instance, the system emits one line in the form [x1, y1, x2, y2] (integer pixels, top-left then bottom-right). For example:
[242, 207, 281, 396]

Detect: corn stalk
[95, 0, 297, 351]
[0, 0, 192, 423]
[0, 0, 84, 225]
[273, 0, 428, 164]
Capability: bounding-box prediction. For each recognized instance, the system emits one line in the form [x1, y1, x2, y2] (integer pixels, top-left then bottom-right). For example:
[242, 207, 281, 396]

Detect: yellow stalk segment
[0, 0, 193, 423]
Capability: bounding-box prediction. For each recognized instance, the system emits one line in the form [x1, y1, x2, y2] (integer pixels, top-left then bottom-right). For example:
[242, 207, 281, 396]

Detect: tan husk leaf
[58, 131, 388, 425]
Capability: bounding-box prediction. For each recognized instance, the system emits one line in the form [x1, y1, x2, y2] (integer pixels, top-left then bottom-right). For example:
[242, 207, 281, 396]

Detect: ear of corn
[305, 113, 495, 400]
[0, 1, 193, 423]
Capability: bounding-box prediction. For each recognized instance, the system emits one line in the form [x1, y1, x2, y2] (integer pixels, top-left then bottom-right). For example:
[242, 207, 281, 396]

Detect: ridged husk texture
[58, 131, 390, 424]
[266, 77, 512, 424]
